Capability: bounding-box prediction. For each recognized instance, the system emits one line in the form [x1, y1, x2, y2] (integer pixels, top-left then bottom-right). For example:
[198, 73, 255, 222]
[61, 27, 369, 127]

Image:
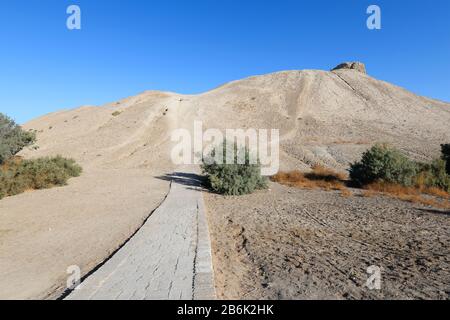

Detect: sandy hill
[22, 62, 450, 171]
[1, 63, 449, 299]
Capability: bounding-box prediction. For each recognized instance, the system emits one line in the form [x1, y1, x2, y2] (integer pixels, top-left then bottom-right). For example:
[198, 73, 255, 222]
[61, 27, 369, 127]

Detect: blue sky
[1, 0, 449, 123]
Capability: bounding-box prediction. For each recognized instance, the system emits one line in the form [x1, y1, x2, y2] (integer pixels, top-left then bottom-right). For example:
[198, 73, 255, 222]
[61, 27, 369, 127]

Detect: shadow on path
[156, 172, 207, 189]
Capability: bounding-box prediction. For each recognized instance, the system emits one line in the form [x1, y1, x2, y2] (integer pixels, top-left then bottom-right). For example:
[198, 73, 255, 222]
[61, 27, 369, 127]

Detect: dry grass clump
[364, 181, 419, 196]
[305, 165, 347, 181]
[413, 173, 450, 199]
[421, 187, 450, 199]
[361, 189, 377, 198]
[272, 165, 450, 209]
[364, 182, 450, 209]
[271, 165, 351, 196]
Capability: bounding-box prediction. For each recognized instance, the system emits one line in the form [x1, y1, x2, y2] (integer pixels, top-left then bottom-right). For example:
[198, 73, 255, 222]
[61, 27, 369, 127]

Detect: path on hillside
[280, 73, 313, 142]
[65, 168, 216, 300]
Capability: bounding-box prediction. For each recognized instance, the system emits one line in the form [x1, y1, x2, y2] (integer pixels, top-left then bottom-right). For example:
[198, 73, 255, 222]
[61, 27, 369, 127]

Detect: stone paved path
[66, 169, 216, 300]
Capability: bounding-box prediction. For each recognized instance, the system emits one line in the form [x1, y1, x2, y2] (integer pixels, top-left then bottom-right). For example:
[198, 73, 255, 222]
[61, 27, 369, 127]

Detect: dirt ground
[0, 169, 169, 299]
[205, 182, 450, 300]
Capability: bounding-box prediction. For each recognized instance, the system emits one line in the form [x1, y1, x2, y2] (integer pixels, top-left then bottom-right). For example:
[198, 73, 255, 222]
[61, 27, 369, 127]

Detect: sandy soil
[0, 169, 169, 299]
[0, 93, 176, 299]
[205, 183, 450, 300]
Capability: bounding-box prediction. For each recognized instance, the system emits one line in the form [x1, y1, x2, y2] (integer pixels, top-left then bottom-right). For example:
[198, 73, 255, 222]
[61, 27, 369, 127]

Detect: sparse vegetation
[0, 113, 36, 164]
[271, 144, 450, 208]
[348, 143, 450, 208]
[271, 165, 350, 196]
[112, 111, 122, 117]
[201, 142, 267, 195]
[362, 182, 450, 209]
[0, 156, 82, 200]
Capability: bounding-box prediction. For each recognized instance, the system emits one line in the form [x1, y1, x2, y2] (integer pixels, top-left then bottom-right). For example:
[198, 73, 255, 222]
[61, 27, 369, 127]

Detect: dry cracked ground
[205, 182, 450, 300]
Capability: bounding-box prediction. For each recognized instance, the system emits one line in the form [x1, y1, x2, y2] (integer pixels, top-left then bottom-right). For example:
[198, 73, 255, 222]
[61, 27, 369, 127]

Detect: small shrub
[414, 159, 450, 192]
[112, 111, 122, 117]
[201, 142, 267, 195]
[0, 113, 36, 164]
[0, 156, 82, 199]
[349, 144, 418, 187]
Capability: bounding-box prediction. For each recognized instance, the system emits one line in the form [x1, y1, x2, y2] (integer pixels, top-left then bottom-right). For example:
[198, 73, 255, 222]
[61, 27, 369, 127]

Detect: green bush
[442, 144, 450, 176]
[201, 142, 267, 195]
[0, 156, 82, 199]
[415, 159, 450, 192]
[0, 113, 36, 164]
[350, 144, 450, 193]
[349, 144, 419, 187]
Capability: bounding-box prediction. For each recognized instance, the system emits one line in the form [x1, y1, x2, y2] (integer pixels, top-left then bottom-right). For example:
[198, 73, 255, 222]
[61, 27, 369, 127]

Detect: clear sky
[1, 0, 449, 123]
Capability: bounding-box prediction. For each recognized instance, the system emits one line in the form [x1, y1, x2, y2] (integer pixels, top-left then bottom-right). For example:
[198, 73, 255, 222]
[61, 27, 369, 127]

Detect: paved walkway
[66, 169, 216, 300]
